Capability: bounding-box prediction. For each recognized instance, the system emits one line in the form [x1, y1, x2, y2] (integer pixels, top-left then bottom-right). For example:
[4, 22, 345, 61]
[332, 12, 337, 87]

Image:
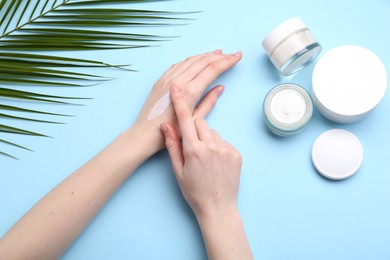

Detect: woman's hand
[132, 50, 242, 155]
[161, 85, 253, 260]
[161, 84, 242, 218]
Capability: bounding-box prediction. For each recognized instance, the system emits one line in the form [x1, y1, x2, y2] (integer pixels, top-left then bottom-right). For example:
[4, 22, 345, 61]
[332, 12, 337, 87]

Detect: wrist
[196, 204, 241, 230]
[196, 205, 253, 260]
[120, 121, 164, 159]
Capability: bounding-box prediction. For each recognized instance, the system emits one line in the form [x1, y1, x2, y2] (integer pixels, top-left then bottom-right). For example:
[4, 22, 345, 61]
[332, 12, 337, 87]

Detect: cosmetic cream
[263, 83, 313, 136]
[312, 45, 387, 123]
[262, 17, 322, 76]
[147, 91, 171, 121]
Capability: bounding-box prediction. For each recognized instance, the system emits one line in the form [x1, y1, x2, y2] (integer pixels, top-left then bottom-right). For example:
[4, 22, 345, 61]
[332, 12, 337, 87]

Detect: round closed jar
[262, 17, 322, 76]
[312, 45, 388, 124]
[263, 83, 313, 136]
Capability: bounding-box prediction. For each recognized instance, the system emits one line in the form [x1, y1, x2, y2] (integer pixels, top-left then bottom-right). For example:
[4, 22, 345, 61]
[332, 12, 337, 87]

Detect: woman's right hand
[161, 84, 242, 219]
[161, 85, 253, 260]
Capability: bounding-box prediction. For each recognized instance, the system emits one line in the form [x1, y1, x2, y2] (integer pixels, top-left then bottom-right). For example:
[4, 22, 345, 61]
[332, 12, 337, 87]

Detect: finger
[161, 123, 184, 177]
[193, 85, 224, 120]
[170, 83, 198, 144]
[194, 118, 214, 143]
[191, 52, 242, 90]
[171, 50, 223, 80]
[161, 50, 222, 81]
[176, 52, 228, 83]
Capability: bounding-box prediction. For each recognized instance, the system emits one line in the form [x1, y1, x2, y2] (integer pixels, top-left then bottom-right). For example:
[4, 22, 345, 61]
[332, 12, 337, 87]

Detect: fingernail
[214, 49, 223, 55]
[160, 123, 168, 134]
[231, 51, 242, 58]
[216, 85, 224, 96]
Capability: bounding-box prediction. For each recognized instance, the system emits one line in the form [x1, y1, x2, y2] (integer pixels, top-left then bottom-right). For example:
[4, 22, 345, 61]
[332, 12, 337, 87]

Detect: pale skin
[0, 50, 253, 260]
[162, 84, 253, 260]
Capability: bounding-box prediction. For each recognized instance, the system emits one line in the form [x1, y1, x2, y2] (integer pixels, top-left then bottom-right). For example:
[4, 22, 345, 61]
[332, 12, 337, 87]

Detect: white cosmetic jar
[262, 17, 322, 76]
[263, 83, 313, 136]
[312, 45, 387, 124]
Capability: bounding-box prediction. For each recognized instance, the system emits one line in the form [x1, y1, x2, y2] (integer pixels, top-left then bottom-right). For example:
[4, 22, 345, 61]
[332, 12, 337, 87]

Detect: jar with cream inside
[263, 83, 313, 136]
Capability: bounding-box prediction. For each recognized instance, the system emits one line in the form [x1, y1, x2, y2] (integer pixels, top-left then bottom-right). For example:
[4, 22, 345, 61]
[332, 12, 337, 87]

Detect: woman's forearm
[0, 125, 159, 260]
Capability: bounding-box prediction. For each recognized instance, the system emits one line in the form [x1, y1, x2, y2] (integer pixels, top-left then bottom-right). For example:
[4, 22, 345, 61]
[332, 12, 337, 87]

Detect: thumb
[161, 123, 184, 178]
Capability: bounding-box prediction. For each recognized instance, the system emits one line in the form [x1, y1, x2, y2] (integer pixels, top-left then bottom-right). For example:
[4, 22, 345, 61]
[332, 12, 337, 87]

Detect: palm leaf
[0, 113, 63, 124]
[0, 0, 192, 158]
[0, 139, 33, 159]
[0, 104, 72, 116]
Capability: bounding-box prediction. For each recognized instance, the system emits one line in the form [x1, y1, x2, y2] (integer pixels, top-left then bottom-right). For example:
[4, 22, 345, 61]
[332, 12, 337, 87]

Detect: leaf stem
[1, 0, 70, 38]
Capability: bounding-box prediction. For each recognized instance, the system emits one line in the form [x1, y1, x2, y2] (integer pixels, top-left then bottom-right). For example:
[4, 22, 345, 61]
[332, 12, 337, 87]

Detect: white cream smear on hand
[269, 89, 306, 124]
[147, 91, 171, 121]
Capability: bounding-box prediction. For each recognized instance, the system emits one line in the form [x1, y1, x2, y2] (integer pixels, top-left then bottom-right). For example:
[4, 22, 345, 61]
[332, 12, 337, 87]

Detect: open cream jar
[264, 83, 313, 136]
[262, 17, 322, 76]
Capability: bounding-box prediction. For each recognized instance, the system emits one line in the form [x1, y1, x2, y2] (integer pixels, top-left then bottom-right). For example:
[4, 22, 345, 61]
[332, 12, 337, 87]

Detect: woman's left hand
[132, 50, 242, 154]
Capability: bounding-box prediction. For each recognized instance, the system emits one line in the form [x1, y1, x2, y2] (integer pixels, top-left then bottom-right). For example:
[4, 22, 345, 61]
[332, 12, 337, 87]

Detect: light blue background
[1, 0, 389, 259]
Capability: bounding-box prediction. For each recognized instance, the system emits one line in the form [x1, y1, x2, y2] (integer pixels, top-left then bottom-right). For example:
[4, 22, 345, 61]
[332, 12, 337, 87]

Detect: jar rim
[263, 83, 313, 136]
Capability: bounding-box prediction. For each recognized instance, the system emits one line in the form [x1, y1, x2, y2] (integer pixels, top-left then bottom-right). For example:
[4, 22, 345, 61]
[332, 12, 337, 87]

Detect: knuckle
[184, 56, 193, 63]
[208, 61, 221, 72]
[170, 63, 178, 70]
[225, 54, 237, 64]
[207, 143, 218, 154]
[198, 55, 209, 64]
[232, 150, 243, 164]
[184, 145, 200, 158]
[220, 147, 230, 157]
[221, 143, 242, 163]
[165, 139, 175, 150]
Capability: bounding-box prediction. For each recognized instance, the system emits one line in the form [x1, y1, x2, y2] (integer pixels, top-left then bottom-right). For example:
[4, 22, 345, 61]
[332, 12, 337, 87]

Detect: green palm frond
[0, 0, 191, 159]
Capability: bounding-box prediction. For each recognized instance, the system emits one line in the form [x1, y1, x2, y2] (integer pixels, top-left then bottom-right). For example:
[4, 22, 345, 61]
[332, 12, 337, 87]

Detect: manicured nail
[214, 49, 223, 55]
[160, 123, 168, 134]
[216, 85, 225, 96]
[231, 51, 242, 57]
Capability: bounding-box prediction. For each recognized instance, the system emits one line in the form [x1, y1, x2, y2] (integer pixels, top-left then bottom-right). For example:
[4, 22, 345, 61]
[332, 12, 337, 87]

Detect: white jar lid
[262, 17, 321, 76]
[312, 45, 387, 123]
[312, 129, 363, 180]
[262, 17, 307, 55]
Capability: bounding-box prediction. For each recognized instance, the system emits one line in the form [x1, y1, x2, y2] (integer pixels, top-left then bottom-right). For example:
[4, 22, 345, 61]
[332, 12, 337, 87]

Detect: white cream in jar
[263, 83, 313, 136]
